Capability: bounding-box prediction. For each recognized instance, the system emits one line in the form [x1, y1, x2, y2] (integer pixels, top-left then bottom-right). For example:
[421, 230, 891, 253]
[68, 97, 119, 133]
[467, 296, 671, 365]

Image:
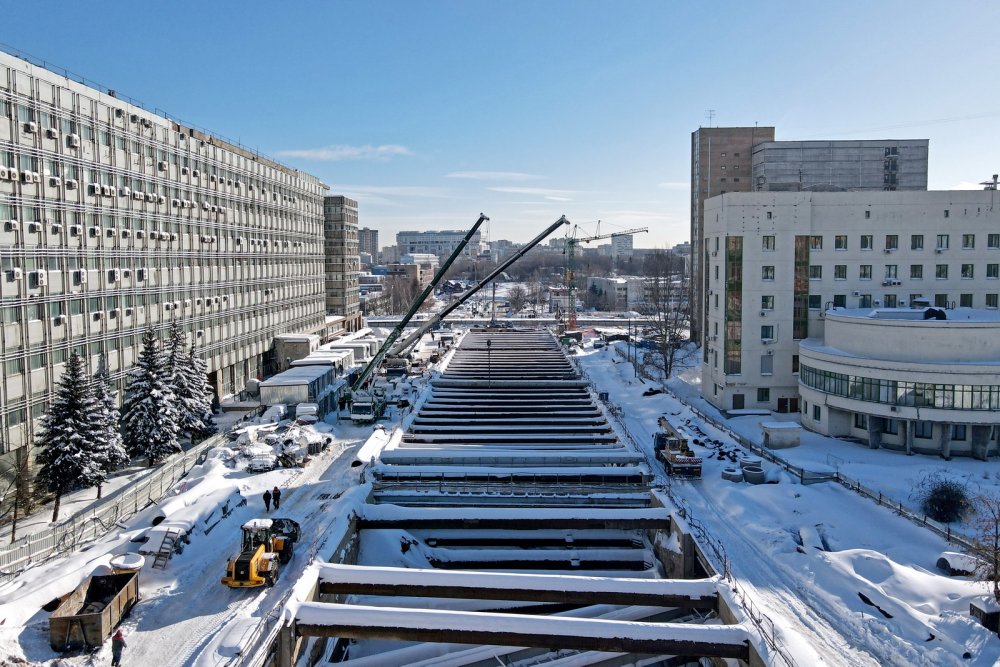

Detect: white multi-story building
[0, 51, 328, 471]
[701, 190, 1000, 415]
[798, 307, 1000, 459]
[396, 229, 483, 258]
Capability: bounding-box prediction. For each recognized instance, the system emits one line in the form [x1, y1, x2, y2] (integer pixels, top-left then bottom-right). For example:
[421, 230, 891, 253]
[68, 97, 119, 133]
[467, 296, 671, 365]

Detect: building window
[865, 210, 871, 219]
[960, 293, 973, 307]
[833, 294, 847, 307]
[951, 424, 966, 441]
[757, 387, 770, 402]
[988, 264, 999, 279]
[934, 294, 948, 307]
[809, 265, 822, 280]
[812, 405, 821, 421]
[761, 295, 774, 310]
[761, 325, 775, 340]
[732, 394, 745, 410]
[830, 265, 845, 281]
[810, 236, 823, 251]
[910, 264, 923, 280]
[835, 235, 848, 250]
[884, 419, 898, 435]
[936, 234, 949, 250]
[963, 234, 975, 249]
[762, 236, 775, 251]
[861, 235, 873, 250]
[766, 211, 772, 220]
[885, 235, 898, 251]
[792, 354, 799, 374]
[936, 264, 948, 279]
[884, 295, 898, 308]
[911, 235, 924, 251]
[986, 294, 998, 309]
[914, 421, 933, 439]
[762, 266, 775, 280]
[859, 294, 872, 308]
[854, 413, 868, 429]
[859, 265, 872, 280]
[961, 264, 974, 279]
[884, 265, 898, 279]
[808, 294, 821, 309]
[944, 209, 950, 218]
[760, 356, 773, 377]
[989, 233, 1000, 249]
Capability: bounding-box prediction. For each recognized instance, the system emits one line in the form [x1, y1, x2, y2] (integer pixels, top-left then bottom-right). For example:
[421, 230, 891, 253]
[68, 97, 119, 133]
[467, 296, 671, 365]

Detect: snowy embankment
[0, 412, 375, 667]
[577, 344, 1000, 667]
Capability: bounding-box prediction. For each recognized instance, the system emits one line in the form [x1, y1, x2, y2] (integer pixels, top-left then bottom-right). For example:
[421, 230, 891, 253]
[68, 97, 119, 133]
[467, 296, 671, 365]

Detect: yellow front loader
[221, 518, 299, 588]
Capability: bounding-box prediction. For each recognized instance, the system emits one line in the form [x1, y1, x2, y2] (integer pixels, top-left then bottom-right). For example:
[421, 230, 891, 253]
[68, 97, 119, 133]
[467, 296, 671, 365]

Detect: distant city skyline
[6, 0, 1000, 247]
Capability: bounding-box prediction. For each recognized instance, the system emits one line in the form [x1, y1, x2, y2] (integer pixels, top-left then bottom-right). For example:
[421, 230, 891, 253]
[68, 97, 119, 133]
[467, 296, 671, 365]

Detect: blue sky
[5, 1, 1000, 248]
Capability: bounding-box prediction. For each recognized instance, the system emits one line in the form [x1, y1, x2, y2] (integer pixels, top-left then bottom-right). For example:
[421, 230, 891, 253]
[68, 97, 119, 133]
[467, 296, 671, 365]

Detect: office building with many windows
[358, 227, 378, 259]
[323, 196, 361, 331]
[701, 190, 1000, 422]
[396, 229, 483, 258]
[0, 51, 328, 468]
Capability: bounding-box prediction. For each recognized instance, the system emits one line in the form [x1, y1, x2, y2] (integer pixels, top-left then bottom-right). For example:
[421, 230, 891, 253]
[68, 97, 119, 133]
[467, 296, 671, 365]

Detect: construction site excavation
[278, 327, 771, 667]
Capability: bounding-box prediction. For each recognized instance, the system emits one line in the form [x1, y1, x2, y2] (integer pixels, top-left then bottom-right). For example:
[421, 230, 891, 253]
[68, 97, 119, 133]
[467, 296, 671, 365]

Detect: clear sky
[5, 1, 1000, 248]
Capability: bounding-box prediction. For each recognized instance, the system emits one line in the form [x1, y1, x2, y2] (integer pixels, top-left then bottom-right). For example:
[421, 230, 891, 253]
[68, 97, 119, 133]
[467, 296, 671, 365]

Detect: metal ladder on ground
[152, 528, 181, 569]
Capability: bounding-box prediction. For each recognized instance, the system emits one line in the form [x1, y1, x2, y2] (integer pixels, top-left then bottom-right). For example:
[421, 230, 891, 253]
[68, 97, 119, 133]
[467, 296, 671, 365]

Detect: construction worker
[263, 489, 272, 512]
[111, 629, 126, 667]
[272, 486, 281, 510]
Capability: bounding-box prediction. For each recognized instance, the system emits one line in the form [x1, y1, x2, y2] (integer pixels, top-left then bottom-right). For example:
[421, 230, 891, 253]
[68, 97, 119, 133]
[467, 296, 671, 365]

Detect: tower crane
[565, 224, 648, 329]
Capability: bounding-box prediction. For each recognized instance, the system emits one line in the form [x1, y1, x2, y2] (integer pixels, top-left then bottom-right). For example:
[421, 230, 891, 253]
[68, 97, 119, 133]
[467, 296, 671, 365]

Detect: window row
[800, 364, 1000, 410]
[760, 233, 1000, 253]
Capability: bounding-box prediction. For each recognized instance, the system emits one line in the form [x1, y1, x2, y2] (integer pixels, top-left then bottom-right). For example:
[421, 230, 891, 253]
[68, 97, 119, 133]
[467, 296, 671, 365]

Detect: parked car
[246, 455, 277, 473]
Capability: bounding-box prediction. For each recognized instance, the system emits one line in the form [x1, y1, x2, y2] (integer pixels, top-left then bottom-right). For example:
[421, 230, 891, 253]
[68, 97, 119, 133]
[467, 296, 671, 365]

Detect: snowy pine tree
[91, 355, 129, 498]
[35, 351, 103, 522]
[184, 344, 217, 437]
[121, 327, 180, 465]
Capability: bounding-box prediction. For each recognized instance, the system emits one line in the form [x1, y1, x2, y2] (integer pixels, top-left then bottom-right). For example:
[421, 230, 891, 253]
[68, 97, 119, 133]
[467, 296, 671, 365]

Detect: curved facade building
[798, 308, 1000, 459]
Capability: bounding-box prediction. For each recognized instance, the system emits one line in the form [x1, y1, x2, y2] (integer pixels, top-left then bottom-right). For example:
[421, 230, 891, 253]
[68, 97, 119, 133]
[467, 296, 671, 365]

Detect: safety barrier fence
[0, 422, 252, 582]
[575, 360, 797, 667]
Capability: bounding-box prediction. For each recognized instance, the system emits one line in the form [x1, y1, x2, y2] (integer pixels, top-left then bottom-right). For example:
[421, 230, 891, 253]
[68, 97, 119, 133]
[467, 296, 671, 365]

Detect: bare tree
[637, 250, 696, 381]
[969, 493, 1000, 603]
[507, 285, 529, 313]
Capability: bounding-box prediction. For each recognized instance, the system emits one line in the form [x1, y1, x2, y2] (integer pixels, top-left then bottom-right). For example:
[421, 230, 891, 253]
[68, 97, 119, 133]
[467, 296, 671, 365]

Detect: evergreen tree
[35, 352, 103, 522]
[185, 344, 218, 437]
[121, 328, 180, 465]
[91, 355, 129, 498]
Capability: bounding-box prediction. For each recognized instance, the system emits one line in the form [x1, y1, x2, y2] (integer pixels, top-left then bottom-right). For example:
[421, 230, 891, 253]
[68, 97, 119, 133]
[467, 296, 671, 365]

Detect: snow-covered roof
[827, 307, 1000, 323]
[259, 365, 332, 386]
[274, 333, 321, 343]
[243, 518, 273, 530]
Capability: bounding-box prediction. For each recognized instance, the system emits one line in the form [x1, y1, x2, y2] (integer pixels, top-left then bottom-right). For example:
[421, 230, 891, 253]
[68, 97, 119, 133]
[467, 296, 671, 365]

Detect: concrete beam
[293, 604, 750, 661]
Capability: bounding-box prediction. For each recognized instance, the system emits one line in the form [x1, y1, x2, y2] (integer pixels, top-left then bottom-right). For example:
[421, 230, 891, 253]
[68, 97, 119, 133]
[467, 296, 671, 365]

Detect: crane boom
[351, 214, 488, 392]
[566, 226, 648, 328]
[388, 215, 571, 357]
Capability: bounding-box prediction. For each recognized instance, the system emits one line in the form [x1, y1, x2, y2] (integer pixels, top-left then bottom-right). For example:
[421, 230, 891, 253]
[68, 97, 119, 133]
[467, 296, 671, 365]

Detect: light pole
[486, 339, 492, 388]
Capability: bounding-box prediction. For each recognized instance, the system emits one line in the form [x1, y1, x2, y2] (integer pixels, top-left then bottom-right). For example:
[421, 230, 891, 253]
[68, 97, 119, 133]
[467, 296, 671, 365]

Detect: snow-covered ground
[576, 343, 1000, 666]
[0, 410, 377, 667]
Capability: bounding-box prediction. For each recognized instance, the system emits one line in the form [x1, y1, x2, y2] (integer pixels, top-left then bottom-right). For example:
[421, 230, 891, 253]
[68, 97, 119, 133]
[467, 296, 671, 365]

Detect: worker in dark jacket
[111, 629, 126, 666]
[272, 486, 281, 510]
[263, 489, 272, 512]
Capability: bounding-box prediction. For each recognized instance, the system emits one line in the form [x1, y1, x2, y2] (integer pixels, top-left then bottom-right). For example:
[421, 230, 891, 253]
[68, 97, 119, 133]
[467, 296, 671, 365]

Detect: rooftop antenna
[980, 174, 998, 191]
[705, 109, 716, 128]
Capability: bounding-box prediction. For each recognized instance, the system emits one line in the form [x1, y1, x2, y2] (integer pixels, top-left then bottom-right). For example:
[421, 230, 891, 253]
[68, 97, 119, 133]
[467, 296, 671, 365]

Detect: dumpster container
[49, 572, 139, 651]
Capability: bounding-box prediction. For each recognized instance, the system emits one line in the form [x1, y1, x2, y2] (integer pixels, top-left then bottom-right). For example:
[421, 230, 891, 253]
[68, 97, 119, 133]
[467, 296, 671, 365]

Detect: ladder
[152, 528, 181, 569]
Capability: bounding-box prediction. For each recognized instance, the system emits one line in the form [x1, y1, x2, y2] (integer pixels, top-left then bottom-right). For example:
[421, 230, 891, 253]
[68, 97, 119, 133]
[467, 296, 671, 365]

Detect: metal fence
[0, 432, 227, 581]
[574, 360, 797, 666]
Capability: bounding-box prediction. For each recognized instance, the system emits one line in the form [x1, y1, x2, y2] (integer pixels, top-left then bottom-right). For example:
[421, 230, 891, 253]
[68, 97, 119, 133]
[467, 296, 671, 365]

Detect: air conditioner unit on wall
[67, 134, 81, 148]
[853, 291, 861, 297]
[46, 127, 58, 139]
[7, 268, 22, 281]
[759, 310, 767, 317]
[4, 220, 19, 233]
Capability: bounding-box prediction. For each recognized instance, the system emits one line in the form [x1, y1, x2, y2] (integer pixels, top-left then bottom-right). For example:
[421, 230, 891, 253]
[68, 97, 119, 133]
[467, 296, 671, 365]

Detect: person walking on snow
[263, 489, 272, 512]
[272, 486, 281, 510]
[111, 629, 126, 667]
